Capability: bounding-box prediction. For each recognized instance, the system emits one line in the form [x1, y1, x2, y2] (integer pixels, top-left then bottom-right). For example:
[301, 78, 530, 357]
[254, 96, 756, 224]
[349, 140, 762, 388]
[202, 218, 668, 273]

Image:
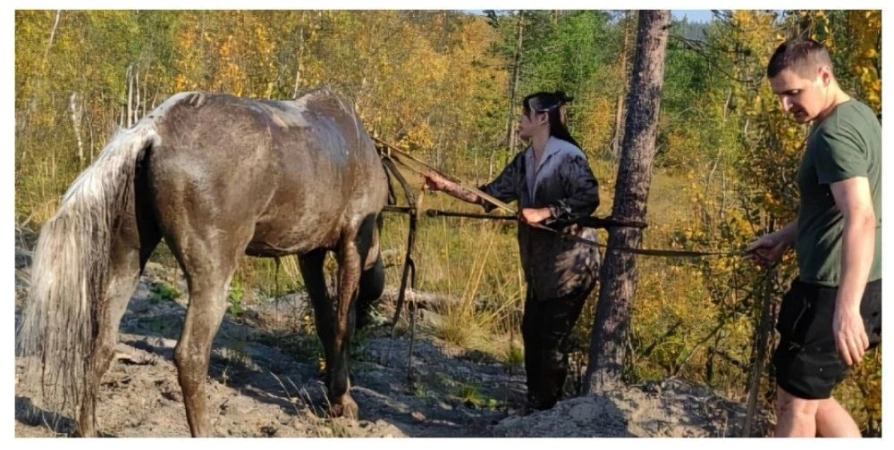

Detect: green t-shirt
[796, 98, 881, 287]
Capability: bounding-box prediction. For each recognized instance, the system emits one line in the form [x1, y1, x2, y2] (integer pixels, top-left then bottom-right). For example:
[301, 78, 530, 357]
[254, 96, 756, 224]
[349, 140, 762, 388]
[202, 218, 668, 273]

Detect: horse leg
[298, 249, 335, 383]
[328, 216, 378, 418]
[77, 198, 160, 437]
[325, 236, 360, 418]
[356, 223, 384, 331]
[355, 254, 384, 330]
[171, 236, 248, 437]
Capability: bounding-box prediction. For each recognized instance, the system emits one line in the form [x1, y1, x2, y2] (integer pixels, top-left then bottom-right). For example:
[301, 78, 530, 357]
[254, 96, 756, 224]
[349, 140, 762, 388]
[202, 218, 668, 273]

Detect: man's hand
[745, 232, 789, 267]
[521, 207, 551, 224]
[833, 304, 869, 366]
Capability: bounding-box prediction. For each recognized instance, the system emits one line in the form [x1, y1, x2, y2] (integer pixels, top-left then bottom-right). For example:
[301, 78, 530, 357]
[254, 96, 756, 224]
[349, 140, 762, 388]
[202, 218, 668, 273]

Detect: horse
[17, 87, 389, 437]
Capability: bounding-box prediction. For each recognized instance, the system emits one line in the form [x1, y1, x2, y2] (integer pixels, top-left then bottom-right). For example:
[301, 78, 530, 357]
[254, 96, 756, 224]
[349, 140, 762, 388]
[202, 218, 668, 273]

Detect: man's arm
[772, 220, 799, 245]
[829, 176, 876, 365]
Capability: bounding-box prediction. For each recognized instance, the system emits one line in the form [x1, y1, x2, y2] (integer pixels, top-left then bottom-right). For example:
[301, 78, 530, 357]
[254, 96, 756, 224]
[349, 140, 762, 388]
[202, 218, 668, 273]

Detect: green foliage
[507, 343, 524, 369]
[149, 280, 180, 303]
[16, 10, 881, 434]
[228, 279, 245, 316]
[455, 382, 483, 406]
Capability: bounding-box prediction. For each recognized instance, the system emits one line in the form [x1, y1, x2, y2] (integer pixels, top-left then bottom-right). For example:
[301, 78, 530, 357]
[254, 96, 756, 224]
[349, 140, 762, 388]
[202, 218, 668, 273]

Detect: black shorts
[772, 279, 882, 400]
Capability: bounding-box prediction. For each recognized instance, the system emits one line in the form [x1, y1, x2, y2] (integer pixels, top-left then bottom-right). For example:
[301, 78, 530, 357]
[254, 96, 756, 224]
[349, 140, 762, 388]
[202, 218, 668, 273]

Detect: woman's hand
[520, 207, 552, 224]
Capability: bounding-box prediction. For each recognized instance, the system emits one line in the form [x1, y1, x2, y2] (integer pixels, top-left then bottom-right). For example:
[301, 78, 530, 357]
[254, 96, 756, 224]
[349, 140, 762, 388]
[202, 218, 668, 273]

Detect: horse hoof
[329, 397, 359, 420]
[73, 427, 96, 438]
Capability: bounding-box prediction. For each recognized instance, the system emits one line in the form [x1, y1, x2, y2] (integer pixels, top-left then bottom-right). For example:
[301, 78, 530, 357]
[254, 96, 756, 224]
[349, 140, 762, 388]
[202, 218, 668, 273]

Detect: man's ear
[818, 65, 833, 87]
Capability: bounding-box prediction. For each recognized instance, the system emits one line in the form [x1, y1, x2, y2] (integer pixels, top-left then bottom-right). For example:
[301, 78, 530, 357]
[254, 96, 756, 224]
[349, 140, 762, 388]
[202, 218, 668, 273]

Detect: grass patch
[148, 280, 180, 303]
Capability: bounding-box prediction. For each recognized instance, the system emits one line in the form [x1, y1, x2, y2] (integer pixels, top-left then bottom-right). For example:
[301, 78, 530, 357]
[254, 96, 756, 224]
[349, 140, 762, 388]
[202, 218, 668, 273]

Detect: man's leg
[816, 397, 861, 437]
[775, 387, 819, 437]
[773, 280, 880, 437]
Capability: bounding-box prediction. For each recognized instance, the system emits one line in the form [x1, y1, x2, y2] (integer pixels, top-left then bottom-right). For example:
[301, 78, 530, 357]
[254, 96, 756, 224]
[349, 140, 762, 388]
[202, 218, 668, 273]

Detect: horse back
[149, 89, 387, 256]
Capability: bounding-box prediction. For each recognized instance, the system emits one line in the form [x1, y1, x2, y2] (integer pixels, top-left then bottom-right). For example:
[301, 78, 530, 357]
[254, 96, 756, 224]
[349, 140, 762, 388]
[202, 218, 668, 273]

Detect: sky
[671, 10, 714, 22]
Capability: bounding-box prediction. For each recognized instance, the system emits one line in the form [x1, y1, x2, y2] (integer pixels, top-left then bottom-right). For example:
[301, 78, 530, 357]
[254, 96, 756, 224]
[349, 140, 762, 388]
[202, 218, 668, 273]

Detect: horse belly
[246, 199, 344, 257]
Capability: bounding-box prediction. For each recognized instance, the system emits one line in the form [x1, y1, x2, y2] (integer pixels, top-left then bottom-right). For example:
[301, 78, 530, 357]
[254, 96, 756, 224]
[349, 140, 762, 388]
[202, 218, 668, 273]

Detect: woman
[425, 91, 601, 411]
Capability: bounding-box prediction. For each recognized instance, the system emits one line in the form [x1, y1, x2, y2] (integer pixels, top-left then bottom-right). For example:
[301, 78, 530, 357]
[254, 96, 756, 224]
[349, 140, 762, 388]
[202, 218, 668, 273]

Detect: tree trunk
[585, 10, 671, 392]
[292, 25, 305, 99]
[506, 12, 524, 151]
[439, 10, 450, 51]
[142, 69, 150, 119]
[611, 11, 633, 161]
[611, 95, 624, 161]
[134, 69, 141, 125]
[89, 125, 95, 161]
[742, 268, 777, 436]
[22, 10, 63, 162]
[493, 12, 525, 178]
[68, 92, 84, 166]
[126, 65, 134, 127]
[44, 10, 62, 60]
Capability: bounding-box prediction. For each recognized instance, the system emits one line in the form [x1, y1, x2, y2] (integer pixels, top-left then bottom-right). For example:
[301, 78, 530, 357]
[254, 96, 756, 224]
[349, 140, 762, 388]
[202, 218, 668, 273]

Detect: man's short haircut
[767, 38, 834, 79]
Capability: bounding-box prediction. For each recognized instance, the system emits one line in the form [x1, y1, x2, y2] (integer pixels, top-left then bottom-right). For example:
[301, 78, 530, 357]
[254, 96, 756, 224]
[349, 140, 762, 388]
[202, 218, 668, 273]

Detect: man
[746, 38, 881, 437]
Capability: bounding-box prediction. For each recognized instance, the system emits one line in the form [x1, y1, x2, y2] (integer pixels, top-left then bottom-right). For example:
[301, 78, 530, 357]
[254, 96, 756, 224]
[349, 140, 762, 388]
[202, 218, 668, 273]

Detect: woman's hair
[522, 91, 581, 149]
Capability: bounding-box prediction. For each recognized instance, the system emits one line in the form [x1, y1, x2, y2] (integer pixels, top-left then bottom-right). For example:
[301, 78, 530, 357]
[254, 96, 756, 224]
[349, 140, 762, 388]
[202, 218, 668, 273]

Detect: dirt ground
[14, 258, 770, 438]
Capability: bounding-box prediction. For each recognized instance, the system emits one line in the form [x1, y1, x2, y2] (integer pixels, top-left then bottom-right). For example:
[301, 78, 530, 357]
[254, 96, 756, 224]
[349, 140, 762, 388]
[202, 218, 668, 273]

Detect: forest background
[13, 9, 882, 434]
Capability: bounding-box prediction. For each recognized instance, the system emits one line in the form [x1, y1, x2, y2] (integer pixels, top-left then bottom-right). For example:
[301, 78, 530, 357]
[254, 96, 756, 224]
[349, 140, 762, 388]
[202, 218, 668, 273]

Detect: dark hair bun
[555, 91, 574, 104]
